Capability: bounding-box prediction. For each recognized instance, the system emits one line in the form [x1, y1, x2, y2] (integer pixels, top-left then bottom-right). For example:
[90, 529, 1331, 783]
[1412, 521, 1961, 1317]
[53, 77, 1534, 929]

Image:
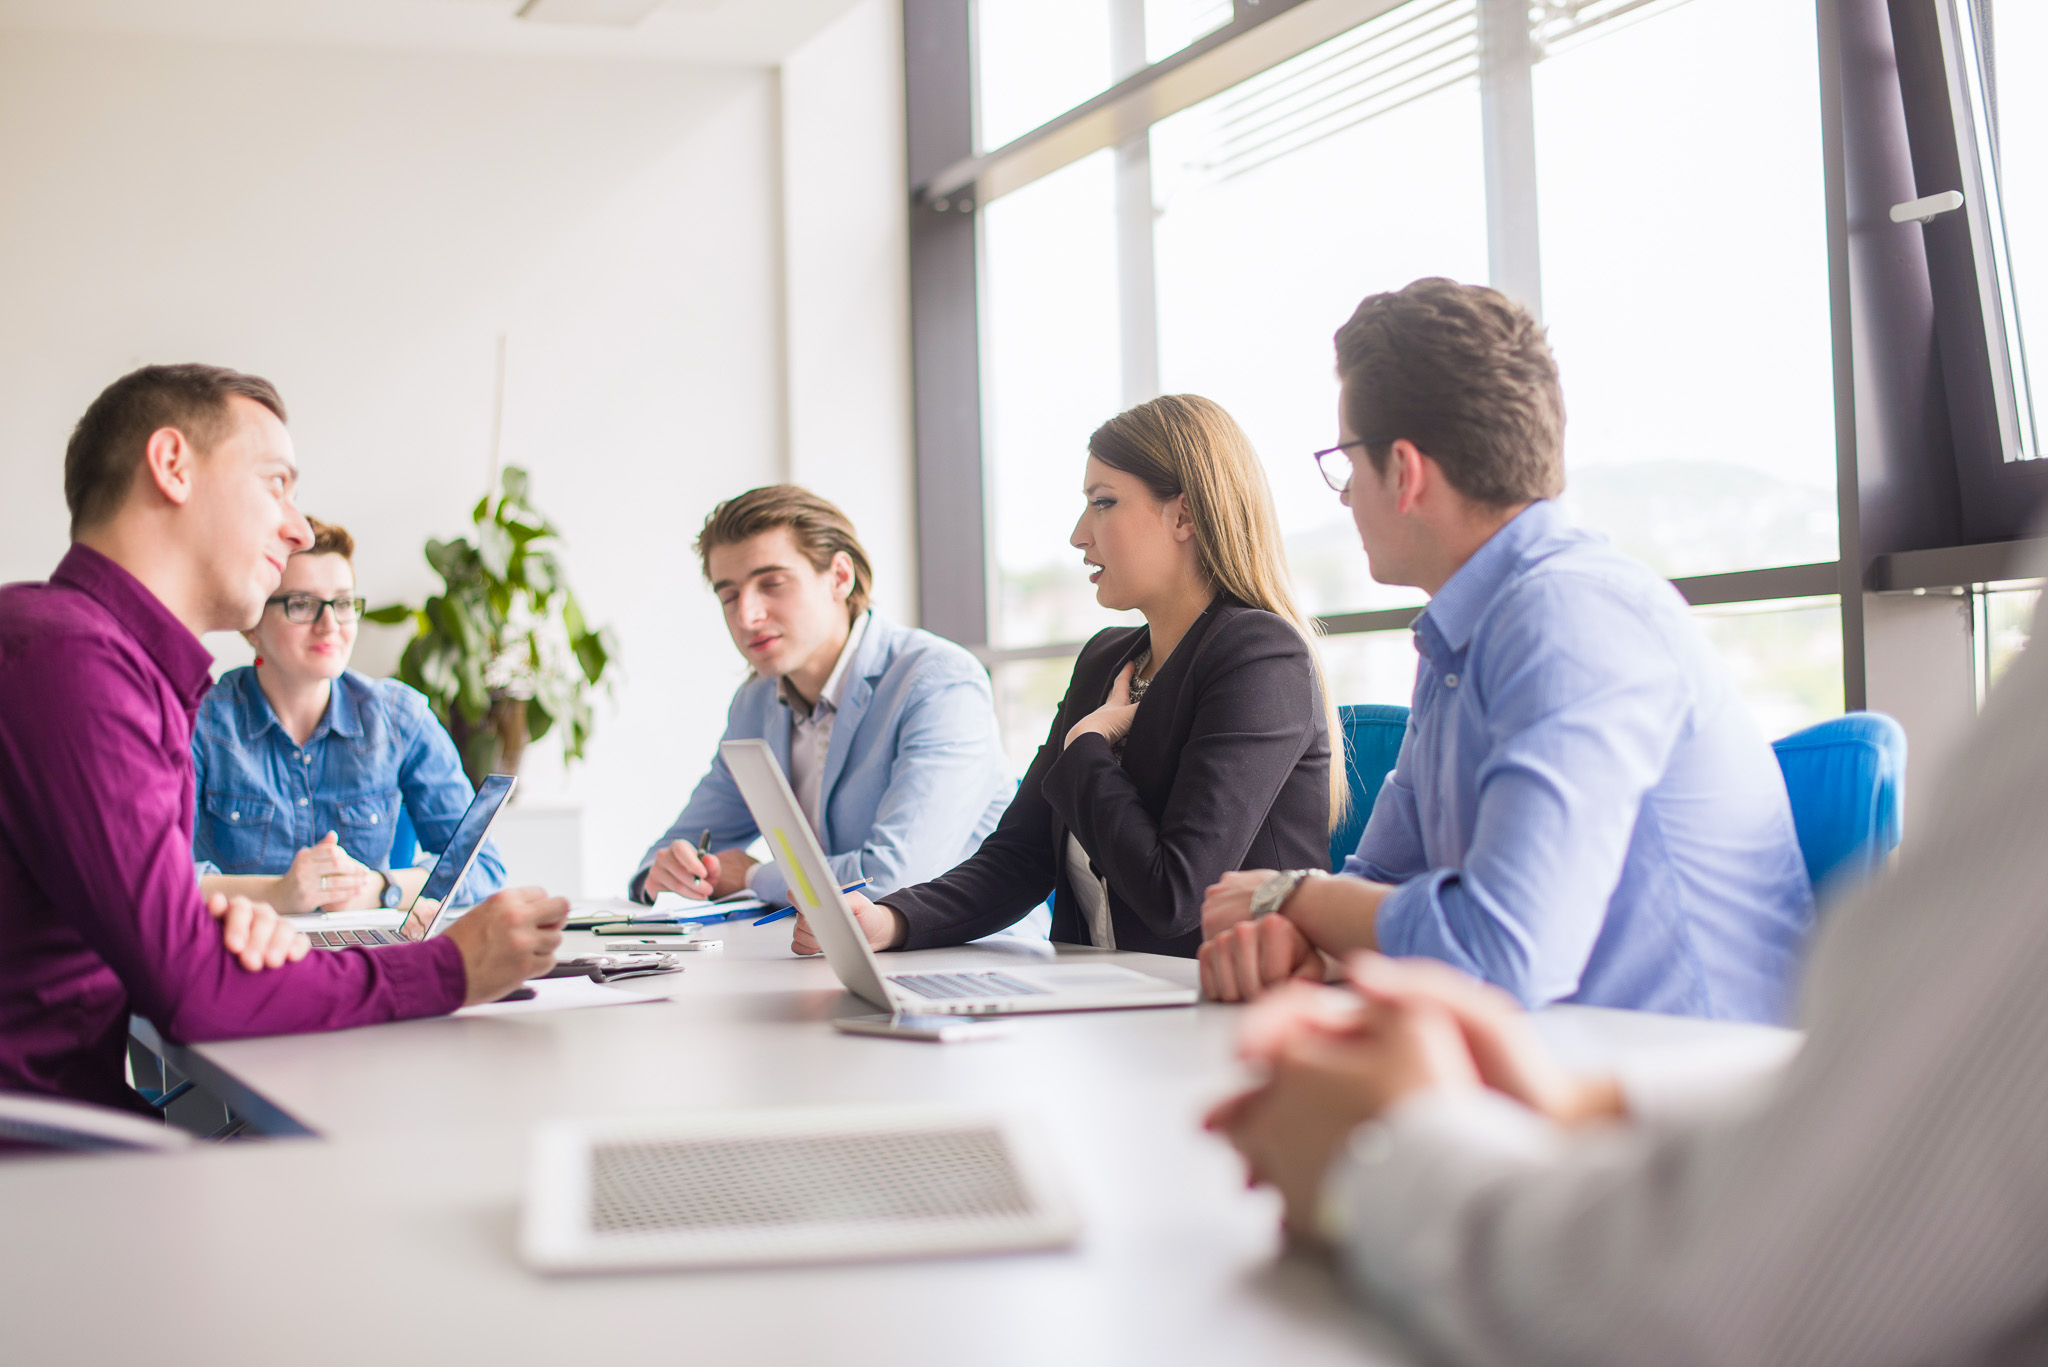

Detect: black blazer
[885, 593, 1331, 957]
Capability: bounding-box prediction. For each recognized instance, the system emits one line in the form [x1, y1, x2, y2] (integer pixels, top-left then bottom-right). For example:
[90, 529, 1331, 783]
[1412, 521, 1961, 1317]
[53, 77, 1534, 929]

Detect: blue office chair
[390, 803, 420, 871]
[1771, 712, 1907, 901]
[1329, 704, 1410, 872]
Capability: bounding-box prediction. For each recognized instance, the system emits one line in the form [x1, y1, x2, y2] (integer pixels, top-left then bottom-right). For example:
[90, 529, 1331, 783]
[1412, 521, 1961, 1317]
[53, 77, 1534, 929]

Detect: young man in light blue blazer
[630, 485, 1015, 912]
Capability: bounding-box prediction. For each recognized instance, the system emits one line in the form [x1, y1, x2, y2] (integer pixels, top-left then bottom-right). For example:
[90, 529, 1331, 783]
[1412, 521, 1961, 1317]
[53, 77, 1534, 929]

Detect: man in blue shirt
[630, 485, 1015, 912]
[1200, 278, 1813, 1022]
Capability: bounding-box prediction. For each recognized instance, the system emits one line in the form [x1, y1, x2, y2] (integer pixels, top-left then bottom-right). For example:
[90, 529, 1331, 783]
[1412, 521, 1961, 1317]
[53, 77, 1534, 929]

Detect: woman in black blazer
[794, 394, 1340, 959]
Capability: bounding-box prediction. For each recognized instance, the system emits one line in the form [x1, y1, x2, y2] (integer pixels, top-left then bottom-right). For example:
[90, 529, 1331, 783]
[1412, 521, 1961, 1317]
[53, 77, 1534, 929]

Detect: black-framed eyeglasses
[265, 593, 367, 625]
[1312, 438, 1389, 494]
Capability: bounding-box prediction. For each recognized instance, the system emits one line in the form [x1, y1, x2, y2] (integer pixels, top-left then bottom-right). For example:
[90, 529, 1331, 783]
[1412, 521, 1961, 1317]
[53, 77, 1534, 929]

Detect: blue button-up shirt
[1348, 501, 1815, 1022]
[192, 667, 506, 906]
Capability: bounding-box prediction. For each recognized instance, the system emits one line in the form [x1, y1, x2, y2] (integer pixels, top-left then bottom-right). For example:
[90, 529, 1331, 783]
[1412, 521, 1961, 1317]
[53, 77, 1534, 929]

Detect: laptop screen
[397, 773, 517, 941]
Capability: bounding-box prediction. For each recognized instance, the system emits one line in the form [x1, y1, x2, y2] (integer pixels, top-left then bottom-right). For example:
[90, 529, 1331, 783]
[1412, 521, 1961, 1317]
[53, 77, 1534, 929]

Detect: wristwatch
[1249, 868, 1323, 920]
[377, 869, 404, 909]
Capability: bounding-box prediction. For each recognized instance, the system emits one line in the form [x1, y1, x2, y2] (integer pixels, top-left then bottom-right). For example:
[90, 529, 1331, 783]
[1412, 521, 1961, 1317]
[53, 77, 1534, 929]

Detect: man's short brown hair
[303, 517, 354, 562]
[694, 485, 873, 621]
[64, 363, 288, 535]
[1333, 278, 1565, 507]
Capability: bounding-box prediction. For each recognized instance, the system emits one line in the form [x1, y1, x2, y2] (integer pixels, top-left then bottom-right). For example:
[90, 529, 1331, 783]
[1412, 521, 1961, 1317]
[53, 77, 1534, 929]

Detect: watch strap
[1250, 868, 1321, 920]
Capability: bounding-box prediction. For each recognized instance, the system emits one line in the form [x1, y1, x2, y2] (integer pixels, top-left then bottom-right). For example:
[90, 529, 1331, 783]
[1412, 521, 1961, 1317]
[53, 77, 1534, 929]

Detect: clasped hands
[1206, 952, 1624, 1240]
[1197, 869, 1323, 1001]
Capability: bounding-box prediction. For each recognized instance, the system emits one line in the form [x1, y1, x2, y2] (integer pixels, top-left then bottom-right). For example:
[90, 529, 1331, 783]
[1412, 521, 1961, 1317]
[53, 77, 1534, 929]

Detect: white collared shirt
[1063, 833, 1117, 950]
[748, 612, 868, 898]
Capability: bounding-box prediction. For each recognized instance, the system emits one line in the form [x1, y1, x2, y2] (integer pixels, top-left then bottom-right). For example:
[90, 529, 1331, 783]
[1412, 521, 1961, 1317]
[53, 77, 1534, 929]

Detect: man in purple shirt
[0, 363, 566, 1113]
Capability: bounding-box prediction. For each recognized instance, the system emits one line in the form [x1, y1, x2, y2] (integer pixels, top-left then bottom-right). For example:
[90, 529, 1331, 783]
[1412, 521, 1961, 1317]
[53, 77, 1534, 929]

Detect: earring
[254, 656, 265, 668]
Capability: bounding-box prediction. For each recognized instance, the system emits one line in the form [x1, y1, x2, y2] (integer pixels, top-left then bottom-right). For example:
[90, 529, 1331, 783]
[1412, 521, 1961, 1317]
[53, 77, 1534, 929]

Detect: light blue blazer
[631, 613, 1014, 907]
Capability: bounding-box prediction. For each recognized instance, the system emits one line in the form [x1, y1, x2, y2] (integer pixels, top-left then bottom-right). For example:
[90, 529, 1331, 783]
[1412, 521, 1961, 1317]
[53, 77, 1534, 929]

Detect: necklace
[1126, 648, 1153, 704]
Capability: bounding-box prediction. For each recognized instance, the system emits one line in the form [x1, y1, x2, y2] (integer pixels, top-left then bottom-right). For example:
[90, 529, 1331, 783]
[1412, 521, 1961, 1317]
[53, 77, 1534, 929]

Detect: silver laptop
[302, 774, 517, 949]
[720, 739, 1196, 1015]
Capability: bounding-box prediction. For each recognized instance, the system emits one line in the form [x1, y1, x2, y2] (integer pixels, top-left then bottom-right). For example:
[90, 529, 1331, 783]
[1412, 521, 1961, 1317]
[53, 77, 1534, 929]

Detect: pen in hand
[697, 829, 713, 895]
[754, 881, 868, 926]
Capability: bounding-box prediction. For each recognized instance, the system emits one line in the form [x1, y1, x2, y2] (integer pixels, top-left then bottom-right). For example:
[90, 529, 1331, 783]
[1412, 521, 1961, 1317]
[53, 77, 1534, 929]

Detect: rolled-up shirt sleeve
[1344, 762, 1426, 885]
[1372, 578, 1689, 1007]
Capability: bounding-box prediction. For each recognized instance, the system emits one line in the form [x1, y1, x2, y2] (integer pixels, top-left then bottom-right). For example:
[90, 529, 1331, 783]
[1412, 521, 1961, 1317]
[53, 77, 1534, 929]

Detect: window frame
[903, 0, 2048, 706]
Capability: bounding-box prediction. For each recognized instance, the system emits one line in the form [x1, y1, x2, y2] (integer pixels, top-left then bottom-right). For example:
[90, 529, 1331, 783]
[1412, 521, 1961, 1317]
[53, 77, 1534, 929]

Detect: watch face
[381, 880, 405, 909]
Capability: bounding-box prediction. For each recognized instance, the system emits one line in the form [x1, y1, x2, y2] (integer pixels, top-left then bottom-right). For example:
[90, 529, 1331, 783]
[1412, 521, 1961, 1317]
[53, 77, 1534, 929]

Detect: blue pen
[754, 881, 867, 926]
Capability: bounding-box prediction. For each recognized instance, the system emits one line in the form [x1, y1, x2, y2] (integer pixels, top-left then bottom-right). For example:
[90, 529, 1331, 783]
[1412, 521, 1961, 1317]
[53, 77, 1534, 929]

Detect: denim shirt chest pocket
[200, 789, 281, 871]
[334, 790, 402, 869]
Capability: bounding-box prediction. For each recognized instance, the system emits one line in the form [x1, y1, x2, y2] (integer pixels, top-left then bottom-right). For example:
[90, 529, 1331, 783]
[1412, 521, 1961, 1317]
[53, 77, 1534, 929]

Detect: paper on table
[641, 890, 771, 922]
[569, 897, 641, 917]
[456, 974, 670, 1018]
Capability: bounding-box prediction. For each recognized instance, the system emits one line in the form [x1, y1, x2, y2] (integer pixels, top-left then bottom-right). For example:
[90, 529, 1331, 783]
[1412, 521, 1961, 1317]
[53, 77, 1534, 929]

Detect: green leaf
[425, 538, 477, 583]
[572, 630, 609, 684]
[476, 519, 512, 581]
[381, 461, 614, 776]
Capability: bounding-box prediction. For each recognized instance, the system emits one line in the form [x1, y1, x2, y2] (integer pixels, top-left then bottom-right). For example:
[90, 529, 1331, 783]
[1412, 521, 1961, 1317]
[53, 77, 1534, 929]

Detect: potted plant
[366, 466, 616, 790]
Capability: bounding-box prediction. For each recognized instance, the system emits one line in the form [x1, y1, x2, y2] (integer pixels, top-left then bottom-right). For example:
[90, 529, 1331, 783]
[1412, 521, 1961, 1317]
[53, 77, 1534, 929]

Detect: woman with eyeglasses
[191, 518, 506, 914]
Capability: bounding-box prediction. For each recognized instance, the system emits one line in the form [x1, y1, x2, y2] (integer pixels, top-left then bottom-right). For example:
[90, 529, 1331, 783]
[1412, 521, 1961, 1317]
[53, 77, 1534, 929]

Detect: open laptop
[300, 773, 517, 950]
[720, 739, 1196, 1015]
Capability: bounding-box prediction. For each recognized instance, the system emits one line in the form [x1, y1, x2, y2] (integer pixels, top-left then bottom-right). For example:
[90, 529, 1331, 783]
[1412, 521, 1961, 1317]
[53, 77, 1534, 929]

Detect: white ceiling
[0, 0, 870, 65]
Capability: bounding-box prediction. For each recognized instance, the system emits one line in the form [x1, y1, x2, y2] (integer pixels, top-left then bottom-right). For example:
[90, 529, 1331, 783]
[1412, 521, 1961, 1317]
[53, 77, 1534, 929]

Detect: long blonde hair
[1087, 394, 1346, 830]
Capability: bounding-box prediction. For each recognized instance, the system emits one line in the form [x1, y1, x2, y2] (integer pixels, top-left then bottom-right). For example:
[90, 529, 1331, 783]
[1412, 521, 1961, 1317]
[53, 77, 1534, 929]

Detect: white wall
[780, 0, 917, 623]
[0, 28, 814, 894]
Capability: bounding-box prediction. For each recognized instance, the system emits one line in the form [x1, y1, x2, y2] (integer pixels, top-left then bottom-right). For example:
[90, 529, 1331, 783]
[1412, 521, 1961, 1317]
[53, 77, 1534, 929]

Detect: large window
[982, 149, 1124, 650]
[1983, 0, 2043, 460]
[964, 0, 1845, 765]
[913, 0, 2047, 771]
[1536, 0, 1838, 578]
[1151, 5, 1487, 620]
[976, 0, 1236, 151]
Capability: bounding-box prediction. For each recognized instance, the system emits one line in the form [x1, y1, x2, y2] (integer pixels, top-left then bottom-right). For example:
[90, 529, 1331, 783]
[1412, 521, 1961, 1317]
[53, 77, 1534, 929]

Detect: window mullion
[1479, 0, 1543, 318]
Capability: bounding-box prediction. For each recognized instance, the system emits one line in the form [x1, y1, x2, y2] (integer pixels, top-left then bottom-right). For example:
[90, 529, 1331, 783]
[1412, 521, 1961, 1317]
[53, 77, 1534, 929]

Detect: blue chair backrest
[1330, 704, 1410, 872]
[1771, 712, 1907, 898]
[389, 803, 419, 871]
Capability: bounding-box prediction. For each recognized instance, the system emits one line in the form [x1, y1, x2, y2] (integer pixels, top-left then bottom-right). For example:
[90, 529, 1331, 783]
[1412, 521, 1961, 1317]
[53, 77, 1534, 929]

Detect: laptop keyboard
[306, 928, 405, 950]
[888, 971, 1050, 1000]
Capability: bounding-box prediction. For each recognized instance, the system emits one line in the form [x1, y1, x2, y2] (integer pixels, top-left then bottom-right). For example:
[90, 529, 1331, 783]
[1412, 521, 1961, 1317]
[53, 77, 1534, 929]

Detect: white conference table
[0, 921, 1797, 1367]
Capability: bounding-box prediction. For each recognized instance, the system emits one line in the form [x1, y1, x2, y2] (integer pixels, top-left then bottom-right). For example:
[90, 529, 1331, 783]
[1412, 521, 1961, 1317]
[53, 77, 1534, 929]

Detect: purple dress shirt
[0, 545, 466, 1111]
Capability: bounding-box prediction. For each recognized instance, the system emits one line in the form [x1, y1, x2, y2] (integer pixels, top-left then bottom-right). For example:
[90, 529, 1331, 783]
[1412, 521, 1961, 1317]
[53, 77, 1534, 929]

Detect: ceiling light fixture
[515, 0, 694, 28]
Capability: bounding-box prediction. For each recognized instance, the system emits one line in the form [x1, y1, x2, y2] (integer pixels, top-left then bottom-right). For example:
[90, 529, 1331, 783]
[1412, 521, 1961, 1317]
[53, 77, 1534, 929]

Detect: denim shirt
[1348, 501, 1815, 1023]
[191, 667, 506, 905]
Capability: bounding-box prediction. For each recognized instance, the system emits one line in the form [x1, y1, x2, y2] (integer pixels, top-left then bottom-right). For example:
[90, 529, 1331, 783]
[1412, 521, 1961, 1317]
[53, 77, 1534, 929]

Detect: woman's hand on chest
[1064, 662, 1141, 750]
